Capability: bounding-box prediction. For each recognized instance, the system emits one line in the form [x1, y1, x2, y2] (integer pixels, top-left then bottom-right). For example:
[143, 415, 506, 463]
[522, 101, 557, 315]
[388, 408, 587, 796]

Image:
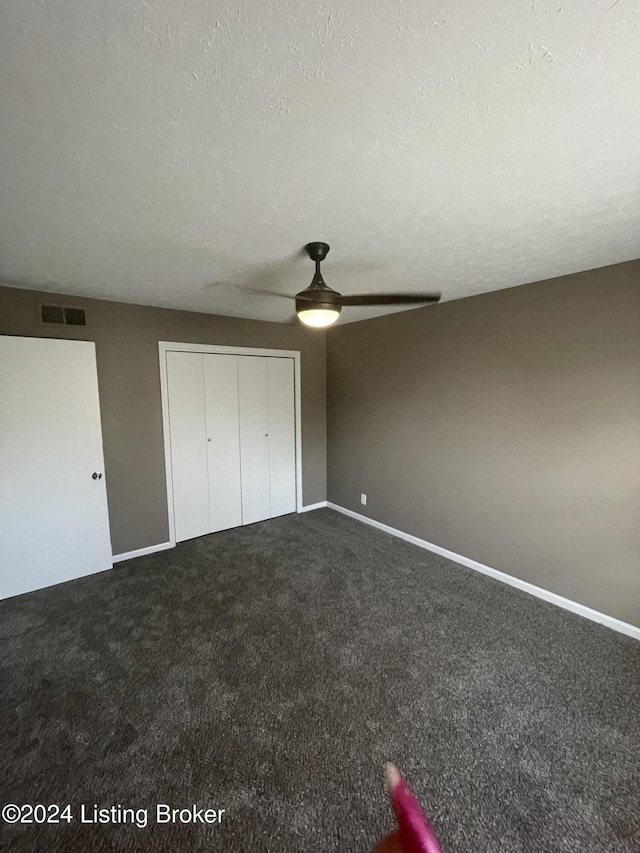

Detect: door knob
[92, 472, 103, 480]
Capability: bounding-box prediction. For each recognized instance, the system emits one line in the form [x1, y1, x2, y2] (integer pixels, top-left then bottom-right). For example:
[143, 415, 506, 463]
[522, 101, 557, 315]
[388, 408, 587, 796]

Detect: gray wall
[327, 260, 640, 627]
[0, 285, 327, 554]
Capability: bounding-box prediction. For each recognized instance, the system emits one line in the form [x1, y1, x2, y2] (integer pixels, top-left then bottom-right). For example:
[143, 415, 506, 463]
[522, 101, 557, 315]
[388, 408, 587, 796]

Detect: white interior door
[267, 358, 296, 517]
[204, 354, 243, 532]
[237, 356, 271, 524]
[166, 351, 210, 542]
[0, 336, 112, 599]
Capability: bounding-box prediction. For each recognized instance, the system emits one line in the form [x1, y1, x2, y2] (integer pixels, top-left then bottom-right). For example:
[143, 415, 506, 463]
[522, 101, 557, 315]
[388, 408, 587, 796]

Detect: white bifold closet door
[204, 354, 242, 532]
[0, 336, 113, 599]
[237, 357, 271, 525]
[266, 358, 296, 518]
[166, 351, 296, 543]
[165, 352, 210, 542]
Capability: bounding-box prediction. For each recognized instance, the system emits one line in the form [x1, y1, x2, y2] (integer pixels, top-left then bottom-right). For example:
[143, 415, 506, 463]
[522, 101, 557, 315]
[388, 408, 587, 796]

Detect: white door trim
[327, 503, 640, 641]
[159, 342, 303, 547]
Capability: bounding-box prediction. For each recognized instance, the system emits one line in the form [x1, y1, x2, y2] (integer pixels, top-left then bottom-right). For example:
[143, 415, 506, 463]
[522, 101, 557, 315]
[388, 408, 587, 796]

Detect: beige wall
[0, 285, 327, 554]
[327, 261, 640, 627]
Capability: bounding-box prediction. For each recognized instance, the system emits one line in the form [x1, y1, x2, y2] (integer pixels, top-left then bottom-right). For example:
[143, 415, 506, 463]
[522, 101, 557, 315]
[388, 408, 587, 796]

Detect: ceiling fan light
[297, 307, 340, 328]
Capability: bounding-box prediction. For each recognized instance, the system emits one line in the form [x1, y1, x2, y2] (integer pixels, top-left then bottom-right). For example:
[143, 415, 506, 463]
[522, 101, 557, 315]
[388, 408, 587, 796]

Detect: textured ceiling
[1, 1, 639, 325]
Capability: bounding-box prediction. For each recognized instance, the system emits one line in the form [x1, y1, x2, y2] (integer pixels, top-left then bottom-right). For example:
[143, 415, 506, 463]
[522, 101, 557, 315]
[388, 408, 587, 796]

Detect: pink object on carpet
[386, 765, 443, 853]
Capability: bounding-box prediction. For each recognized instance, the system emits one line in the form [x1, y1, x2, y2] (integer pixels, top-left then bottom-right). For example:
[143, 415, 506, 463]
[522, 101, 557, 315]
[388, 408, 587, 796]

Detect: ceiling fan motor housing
[295, 286, 342, 317]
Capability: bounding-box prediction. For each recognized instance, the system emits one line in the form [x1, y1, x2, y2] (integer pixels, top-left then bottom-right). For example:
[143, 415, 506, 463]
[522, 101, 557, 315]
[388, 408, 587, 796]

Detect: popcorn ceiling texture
[1, 0, 639, 323]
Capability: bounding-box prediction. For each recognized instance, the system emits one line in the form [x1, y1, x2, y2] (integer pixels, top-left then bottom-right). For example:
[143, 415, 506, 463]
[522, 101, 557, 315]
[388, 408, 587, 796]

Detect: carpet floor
[1, 508, 639, 852]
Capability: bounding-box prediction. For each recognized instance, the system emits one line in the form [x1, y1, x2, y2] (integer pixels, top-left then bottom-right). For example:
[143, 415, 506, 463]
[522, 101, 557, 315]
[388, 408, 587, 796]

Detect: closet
[165, 351, 296, 542]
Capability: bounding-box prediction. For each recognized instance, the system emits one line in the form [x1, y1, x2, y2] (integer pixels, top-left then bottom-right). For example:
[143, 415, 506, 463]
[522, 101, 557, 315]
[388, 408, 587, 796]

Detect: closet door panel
[237, 356, 271, 525]
[267, 358, 297, 517]
[166, 351, 210, 542]
[204, 354, 242, 532]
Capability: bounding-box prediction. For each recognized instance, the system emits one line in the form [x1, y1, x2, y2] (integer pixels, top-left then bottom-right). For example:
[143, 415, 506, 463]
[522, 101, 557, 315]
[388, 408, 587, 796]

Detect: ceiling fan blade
[235, 285, 296, 301]
[338, 293, 440, 306]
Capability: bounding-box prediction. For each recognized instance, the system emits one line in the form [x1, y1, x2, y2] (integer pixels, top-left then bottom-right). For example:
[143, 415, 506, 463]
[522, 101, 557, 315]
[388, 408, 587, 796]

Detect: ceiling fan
[292, 242, 440, 327]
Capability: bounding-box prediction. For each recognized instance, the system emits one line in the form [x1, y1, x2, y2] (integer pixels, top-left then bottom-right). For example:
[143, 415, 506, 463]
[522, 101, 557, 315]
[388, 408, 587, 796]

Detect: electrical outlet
[360, 493, 367, 506]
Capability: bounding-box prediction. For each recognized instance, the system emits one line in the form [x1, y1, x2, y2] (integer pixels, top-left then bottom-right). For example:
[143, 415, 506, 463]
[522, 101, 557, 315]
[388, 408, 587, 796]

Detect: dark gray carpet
[1, 508, 639, 852]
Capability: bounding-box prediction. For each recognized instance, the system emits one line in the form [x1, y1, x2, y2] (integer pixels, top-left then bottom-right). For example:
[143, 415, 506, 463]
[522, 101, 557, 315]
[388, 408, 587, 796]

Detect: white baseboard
[326, 503, 640, 641]
[298, 501, 328, 513]
[112, 541, 174, 563]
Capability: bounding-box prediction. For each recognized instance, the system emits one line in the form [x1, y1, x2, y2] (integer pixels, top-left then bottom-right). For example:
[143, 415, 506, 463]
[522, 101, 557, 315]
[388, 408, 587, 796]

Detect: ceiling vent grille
[40, 304, 86, 326]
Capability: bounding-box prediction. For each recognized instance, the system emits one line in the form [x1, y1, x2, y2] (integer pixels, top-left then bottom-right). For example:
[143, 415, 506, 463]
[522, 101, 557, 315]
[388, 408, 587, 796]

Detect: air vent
[40, 305, 87, 327]
[64, 307, 86, 326]
[41, 304, 64, 324]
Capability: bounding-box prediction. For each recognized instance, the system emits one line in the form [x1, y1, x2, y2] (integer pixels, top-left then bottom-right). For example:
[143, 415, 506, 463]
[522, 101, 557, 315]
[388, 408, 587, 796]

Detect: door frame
[159, 341, 303, 547]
